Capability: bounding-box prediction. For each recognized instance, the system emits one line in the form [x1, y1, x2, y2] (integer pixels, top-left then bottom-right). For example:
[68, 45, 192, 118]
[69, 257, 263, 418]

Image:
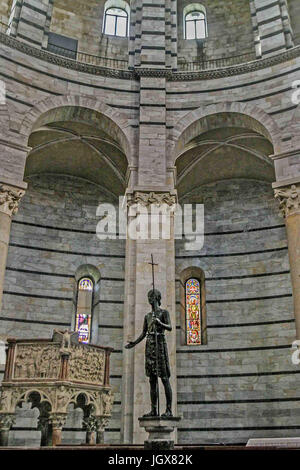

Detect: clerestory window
[103, 6, 129, 37]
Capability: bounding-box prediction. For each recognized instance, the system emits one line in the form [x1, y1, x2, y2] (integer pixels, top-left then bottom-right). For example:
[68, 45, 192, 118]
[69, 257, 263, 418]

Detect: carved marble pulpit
[0, 332, 114, 446]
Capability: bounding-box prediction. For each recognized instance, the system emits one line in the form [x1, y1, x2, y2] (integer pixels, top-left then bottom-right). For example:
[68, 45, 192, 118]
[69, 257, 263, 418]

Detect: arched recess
[172, 102, 278, 199]
[72, 265, 101, 345]
[22, 100, 131, 198]
[19, 94, 133, 161]
[179, 266, 207, 346]
[172, 102, 282, 157]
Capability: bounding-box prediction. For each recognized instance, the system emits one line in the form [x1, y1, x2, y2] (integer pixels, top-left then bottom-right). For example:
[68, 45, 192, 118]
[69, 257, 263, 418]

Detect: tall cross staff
[149, 254, 158, 291]
[148, 254, 160, 416]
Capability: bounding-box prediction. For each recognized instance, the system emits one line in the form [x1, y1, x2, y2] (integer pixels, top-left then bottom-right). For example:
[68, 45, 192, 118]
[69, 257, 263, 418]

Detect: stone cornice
[1, 32, 300, 81]
[0, 32, 134, 81]
[0, 184, 26, 217]
[274, 183, 300, 218]
[270, 149, 300, 161]
[170, 46, 300, 81]
[0, 138, 30, 153]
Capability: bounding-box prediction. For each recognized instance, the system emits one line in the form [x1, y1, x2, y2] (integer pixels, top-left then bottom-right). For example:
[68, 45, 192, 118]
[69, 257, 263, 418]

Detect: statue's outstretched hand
[125, 341, 135, 349]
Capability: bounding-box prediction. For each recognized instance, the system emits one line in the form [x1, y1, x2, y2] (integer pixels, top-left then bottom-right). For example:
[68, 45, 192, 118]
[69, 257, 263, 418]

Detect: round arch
[19, 94, 133, 162]
[171, 101, 283, 160]
[21, 96, 132, 197]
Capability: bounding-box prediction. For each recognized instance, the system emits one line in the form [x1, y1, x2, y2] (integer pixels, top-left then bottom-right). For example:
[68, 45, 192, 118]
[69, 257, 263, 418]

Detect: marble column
[0, 181, 26, 312]
[48, 413, 67, 446]
[95, 416, 109, 444]
[83, 415, 97, 445]
[274, 183, 300, 337]
[121, 190, 177, 444]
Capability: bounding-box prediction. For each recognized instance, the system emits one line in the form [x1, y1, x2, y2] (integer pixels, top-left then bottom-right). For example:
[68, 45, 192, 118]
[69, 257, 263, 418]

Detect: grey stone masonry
[8, 0, 53, 49]
[250, 0, 294, 57]
[130, 0, 176, 69]
[138, 76, 167, 187]
[141, 0, 167, 68]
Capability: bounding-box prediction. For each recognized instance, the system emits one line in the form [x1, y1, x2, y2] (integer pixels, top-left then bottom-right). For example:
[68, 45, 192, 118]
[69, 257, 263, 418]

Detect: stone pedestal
[138, 416, 181, 450]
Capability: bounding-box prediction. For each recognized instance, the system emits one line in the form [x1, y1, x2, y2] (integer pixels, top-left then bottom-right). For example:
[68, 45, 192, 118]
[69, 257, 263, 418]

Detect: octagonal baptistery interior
[0, 0, 300, 449]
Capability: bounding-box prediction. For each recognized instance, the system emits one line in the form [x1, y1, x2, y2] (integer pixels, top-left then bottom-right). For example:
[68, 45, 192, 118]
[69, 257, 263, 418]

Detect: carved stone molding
[48, 412, 67, 430]
[82, 415, 98, 432]
[2, 31, 300, 81]
[102, 390, 114, 416]
[68, 345, 105, 384]
[0, 184, 25, 217]
[0, 33, 133, 80]
[274, 183, 300, 218]
[95, 416, 110, 432]
[0, 413, 16, 431]
[127, 191, 177, 208]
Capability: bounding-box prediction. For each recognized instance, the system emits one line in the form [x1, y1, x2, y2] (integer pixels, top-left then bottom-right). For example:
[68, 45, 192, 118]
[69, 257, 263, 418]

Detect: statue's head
[148, 289, 161, 306]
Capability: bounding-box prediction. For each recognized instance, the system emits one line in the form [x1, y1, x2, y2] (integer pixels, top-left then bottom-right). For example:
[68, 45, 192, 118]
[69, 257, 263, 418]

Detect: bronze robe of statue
[143, 309, 171, 378]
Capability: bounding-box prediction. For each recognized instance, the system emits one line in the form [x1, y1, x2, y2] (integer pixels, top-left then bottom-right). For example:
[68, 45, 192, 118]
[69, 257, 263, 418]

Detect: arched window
[103, 6, 129, 37]
[73, 265, 101, 345]
[75, 277, 94, 344]
[184, 4, 207, 40]
[179, 267, 207, 345]
[185, 278, 202, 344]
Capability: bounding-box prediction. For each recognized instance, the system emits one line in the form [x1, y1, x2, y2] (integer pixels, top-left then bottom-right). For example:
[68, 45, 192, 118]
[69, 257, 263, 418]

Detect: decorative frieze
[0, 184, 25, 217]
[14, 343, 61, 380]
[2, 31, 300, 81]
[48, 412, 67, 430]
[127, 191, 177, 208]
[274, 183, 300, 218]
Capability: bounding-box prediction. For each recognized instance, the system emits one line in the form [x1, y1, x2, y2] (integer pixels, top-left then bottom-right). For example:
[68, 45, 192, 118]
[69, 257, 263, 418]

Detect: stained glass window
[185, 11, 207, 39]
[79, 278, 93, 291]
[75, 313, 92, 344]
[75, 277, 94, 344]
[103, 7, 128, 37]
[186, 278, 201, 345]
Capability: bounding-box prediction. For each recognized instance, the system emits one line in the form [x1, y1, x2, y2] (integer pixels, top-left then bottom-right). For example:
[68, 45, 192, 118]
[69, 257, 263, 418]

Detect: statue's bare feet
[161, 408, 173, 417]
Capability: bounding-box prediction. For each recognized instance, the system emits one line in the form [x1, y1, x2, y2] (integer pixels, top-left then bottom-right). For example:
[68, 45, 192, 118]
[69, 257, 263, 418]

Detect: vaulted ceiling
[26, 119, 128, 198]
[175, 126, 275, 200]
